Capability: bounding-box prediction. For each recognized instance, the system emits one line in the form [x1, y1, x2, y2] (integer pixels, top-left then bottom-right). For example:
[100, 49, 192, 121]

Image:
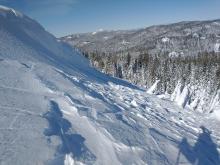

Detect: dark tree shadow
[43, 101, 96, 164]
[177, 126, 220, 165]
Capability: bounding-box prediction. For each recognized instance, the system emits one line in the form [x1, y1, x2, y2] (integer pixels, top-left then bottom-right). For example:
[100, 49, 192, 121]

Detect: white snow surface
[214, 43, 220, 52]
[168, 51, 179, 58]
[0, 6, 220, 165]
[161, 37, 170, 43]
[121, 40, 130, 45]
[192, 33, 199, 38]
[147, 80, 160, 94]
[0, 5, 23, 17]
[92, 29, 104, 35]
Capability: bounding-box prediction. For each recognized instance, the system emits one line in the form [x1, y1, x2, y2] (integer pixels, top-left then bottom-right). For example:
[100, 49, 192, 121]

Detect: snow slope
[0, 6, 220, 165]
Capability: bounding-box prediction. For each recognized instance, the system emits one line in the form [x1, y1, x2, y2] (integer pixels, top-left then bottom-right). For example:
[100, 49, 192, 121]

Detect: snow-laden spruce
[0, 6, 220, 165]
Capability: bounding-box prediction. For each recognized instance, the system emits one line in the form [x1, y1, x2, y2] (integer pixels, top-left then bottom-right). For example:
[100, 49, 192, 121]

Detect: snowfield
[0, 6, 220, 165]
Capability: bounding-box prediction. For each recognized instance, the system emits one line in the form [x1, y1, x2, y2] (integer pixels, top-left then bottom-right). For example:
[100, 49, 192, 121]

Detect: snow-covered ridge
[92, 28, 104, 35]
[62, 19, 220, 55]
[0, 5, 23, 18]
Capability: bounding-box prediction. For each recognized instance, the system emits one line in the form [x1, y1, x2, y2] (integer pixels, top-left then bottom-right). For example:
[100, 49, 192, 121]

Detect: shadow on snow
[177, 126, 220, 165]
[43, 100, 96, 164]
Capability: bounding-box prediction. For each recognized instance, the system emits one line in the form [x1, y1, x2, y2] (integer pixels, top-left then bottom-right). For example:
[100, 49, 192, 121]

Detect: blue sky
[1, 0, 220, 37]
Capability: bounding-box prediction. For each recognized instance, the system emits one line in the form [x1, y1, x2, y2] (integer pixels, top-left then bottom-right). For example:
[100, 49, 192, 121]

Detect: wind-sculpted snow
[0, 6, 220, 165]
[0, 59, 220, 165]
[43, 100, 96, 164]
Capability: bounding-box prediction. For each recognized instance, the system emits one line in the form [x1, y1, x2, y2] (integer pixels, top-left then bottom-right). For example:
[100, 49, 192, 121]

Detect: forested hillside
[62, 20, 220, 112]
[81, 50, 220, 112]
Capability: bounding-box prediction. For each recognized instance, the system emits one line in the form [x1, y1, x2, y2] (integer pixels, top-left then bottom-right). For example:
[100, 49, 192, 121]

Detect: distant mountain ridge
[61, 19, 220, 56]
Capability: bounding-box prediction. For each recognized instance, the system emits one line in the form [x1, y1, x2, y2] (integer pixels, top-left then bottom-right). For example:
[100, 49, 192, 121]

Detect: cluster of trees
[83, 50, 219, 89]
[84, 51, 220, 108]
[82, 50, 220, 110]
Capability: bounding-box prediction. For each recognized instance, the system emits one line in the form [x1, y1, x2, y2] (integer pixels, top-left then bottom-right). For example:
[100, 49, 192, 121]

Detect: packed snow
[67, 36, 73, 39]
[213, 22, 220, 26]
[161, 37, 170, 43]
[0, 5, 220, 165]
[103, 36, 109, 40]
[121, 40, 129, 45]
[92, 29, 104, 35]
[147, 80, 160, 94]
[168, 51, 179, 57]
